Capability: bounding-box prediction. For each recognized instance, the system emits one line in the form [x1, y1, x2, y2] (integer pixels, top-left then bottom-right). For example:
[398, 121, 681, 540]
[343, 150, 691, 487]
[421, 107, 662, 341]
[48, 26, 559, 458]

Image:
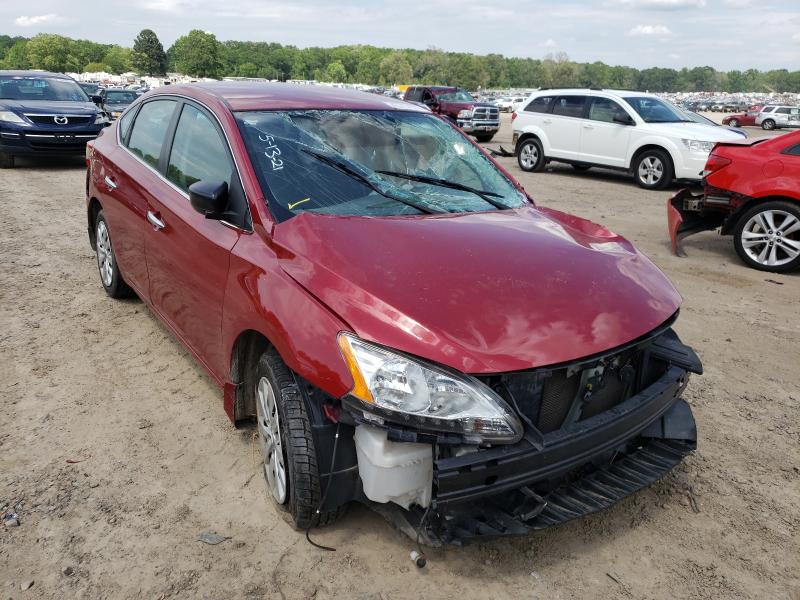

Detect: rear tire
[253, 347, 346, 529]
[0, 152, 14, 169]
[94, 210, 134, 299]
[728, 119, 739, 128]
[762, 119, 776, 130]
[733, 201, 800, 273]
[517, 138, 545, 172]
[633, 149, 672, 190]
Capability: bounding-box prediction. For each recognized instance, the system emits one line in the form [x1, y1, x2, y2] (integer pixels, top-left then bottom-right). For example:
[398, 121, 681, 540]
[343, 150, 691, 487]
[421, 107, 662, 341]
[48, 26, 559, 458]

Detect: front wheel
[94, 210, 134, 298]
[474, 134, 495, 143]
[762, 119, 776, 130]
[633, 149, 672, 190]
[0, 152, 14, 169]
[733, 201, 800, 272]
[253, 347, 346, 529]
[517, 138, 545, 172]
[728, 118, 739, 128]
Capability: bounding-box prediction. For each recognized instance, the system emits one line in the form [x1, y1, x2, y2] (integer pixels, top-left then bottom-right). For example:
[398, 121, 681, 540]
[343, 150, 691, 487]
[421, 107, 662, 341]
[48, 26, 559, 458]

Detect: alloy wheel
[96, 220, 114, 287]
[740, 209, 800, 268]
[520, 143, 538, 169]
[638, 156, 664, 186]
[256, 376, 288, 503]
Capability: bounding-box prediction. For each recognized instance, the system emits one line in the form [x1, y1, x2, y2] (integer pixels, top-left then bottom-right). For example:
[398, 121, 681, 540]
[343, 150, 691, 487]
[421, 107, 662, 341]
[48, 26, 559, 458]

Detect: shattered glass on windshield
[235, 110, 528, 221]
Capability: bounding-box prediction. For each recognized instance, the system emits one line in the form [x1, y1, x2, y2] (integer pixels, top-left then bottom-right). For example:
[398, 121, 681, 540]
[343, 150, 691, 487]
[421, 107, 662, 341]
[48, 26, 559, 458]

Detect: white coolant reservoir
[354, 425, 433, 509]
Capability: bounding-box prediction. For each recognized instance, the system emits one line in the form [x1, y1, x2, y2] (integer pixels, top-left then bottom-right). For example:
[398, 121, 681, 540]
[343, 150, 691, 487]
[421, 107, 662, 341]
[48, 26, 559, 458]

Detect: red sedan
[87, 82, 701, 543]
[669, 130, 800, 272]
[721, 105, 763, 128]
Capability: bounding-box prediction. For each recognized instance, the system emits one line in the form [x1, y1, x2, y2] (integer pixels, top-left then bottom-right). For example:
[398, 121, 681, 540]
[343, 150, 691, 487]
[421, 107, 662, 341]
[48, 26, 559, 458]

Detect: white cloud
[629, 24, 673, 36]
[794, 32, 800, 44]
[543, 39, 558, 48]
[14, 13, 62, 26]
[669, 52, 681, 59]
[612, 0, 705, 8]
[142, 0, 187, 12]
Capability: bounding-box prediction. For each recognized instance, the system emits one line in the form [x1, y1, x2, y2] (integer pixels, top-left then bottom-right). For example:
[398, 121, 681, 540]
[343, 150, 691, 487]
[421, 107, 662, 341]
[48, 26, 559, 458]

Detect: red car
[668, 130, 800, 272]
[721, 105, 763, 128]
[87, 82, 701, 544]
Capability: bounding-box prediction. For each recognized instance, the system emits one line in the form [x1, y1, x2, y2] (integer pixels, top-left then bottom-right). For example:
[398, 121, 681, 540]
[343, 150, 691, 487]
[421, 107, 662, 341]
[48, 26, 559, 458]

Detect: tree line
[2, 30, 799, 93]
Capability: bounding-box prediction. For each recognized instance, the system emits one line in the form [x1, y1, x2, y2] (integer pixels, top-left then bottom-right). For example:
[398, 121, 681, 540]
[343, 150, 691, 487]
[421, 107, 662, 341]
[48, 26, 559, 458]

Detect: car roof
[529, 88, 654, 98]
[0, 70, 75, 80]
[153, 82, 427, 113]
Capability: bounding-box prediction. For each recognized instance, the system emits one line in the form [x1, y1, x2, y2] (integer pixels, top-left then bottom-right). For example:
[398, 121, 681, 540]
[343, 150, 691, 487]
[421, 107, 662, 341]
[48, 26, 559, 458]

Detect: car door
[545, 95, 588, 160]
[144, 100, 248, 379]
[100, 98, 179, 299]
[579, 96, 633, 167]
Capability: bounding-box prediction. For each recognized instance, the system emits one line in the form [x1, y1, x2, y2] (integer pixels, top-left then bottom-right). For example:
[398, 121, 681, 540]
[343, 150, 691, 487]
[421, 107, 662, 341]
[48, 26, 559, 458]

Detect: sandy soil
[1, 115, 798, 600]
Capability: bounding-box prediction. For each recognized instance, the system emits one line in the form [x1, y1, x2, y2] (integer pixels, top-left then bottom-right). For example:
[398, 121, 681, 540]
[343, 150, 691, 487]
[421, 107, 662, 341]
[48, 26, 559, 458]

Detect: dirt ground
[1, 114, 798, 600]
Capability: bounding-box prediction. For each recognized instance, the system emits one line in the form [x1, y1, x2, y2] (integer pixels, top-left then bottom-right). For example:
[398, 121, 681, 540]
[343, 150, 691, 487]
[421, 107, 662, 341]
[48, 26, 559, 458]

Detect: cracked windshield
[236, 109, 528, 221]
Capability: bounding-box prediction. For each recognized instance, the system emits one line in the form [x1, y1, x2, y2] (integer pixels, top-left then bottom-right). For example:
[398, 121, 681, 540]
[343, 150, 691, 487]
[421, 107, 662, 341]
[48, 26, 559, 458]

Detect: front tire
[94, 210, 134, 298]
[728, 118, 739, 127]
[762, 119, 776, 130]
[634, 149, 672, 190]
[517, 138, 545, 172]
[253, 347, 345, 529]
[733, 201, 800, 272]
[0, 152, 14, 169]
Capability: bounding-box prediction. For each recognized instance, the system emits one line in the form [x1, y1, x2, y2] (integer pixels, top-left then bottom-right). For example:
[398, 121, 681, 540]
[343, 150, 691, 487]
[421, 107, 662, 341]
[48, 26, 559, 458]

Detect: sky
[2, 0, 799, 71]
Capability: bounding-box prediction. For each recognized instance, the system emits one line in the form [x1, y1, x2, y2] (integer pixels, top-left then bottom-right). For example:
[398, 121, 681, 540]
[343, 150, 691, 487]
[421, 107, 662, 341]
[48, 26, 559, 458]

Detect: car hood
[274, 205, 681, 374]
[0, 99, 98, 115]
[643, 121, 745, 142]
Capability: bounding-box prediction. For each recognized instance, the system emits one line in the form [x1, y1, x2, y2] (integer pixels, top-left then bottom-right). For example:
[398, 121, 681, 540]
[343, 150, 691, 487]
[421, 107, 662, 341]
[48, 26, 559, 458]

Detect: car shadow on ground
[9, 155, 86, 170]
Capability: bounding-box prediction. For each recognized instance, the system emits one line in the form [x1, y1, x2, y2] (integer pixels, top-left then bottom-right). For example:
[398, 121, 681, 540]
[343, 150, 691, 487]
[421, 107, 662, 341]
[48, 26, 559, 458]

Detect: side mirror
[613, 113, 635, 126]
[91, 94, 103, 105]
[189, 180, 228, 219]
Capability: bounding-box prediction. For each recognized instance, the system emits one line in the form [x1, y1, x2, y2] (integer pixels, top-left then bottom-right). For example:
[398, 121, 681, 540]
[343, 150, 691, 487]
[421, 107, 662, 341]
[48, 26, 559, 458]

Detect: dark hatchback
[0, 70, 109, 168]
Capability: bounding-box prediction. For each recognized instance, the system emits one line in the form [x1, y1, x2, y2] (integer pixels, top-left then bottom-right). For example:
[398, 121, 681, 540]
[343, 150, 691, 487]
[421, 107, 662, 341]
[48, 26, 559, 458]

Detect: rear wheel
[517, 138, 545, 172]
[634, 149, 672, 190]
[253, 347, 346, 529]
[94, 210, 134, 298]
[0, 152, 14, 169]
[728, 118, 739, 127]
[762, 119, 776, 130]
[733, 201, 800, 272]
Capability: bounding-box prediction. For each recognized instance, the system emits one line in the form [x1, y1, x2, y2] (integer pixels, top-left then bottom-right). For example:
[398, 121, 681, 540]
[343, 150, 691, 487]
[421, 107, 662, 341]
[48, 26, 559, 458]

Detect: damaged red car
[669, 130, 800, 272]
[86, 82, 701, 544]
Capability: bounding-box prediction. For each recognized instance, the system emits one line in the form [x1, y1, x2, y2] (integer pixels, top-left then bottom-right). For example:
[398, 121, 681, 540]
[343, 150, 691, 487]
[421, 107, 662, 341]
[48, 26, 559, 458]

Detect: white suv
[512, 89, 744, 190]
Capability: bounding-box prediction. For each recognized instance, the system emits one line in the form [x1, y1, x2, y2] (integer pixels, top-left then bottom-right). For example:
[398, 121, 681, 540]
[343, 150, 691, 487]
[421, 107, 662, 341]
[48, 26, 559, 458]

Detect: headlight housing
[95, 113, 110, 125]
[338, 334, 523, 444]
[0, 110, 25, 125]
[682, 139, 715, 153]
[457, 109, 473, 119]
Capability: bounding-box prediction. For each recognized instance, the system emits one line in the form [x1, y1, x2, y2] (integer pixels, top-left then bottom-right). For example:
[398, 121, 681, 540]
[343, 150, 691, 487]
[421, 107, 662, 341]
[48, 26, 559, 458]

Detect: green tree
[169, 30, 222, 78]
[83, 62, 111, 73]
[26, 34, 75, 73]
[379, 52, 412, 85]
[131, 29, 167, 76]
[238, 62, 259, 77]
[103, 45, 132, 74]
[326, 60, 347, 83]
[2, 40, 30, 69]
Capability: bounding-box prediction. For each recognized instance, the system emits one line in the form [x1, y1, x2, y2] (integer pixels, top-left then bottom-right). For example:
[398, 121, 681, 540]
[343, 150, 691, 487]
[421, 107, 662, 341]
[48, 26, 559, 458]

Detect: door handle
[147, 210, 165, 231]
[104, 175, 117, 190]
[583, 124, 594, 129]
[542, 119, 552, 125]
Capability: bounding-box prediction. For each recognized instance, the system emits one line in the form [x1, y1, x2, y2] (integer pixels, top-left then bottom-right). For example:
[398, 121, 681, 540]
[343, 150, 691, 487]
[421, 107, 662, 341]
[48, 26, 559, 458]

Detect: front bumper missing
[668, 188, 725, 256]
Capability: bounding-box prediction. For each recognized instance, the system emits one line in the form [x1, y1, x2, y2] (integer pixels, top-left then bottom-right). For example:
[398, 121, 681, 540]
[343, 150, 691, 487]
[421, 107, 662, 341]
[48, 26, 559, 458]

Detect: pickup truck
[403, 85, 500, 142]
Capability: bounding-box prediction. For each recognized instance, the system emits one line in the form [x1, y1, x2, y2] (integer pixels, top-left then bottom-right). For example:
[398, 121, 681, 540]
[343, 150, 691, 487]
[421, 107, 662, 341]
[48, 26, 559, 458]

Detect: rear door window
[552, 96, 587, 118]
[126, 100, 177, 169]
[524, 96, 555, 113]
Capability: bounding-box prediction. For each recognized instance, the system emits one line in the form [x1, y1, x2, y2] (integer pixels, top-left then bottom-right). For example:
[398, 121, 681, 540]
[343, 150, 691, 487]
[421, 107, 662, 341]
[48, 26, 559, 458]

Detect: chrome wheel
[729, 119, 739, 127]
[740, 209, 800, 268]
[256, 376, 287, 504]
[519, 143, 538, 169]
[96, 220, 114, 287]
[638, 156, 664, 186]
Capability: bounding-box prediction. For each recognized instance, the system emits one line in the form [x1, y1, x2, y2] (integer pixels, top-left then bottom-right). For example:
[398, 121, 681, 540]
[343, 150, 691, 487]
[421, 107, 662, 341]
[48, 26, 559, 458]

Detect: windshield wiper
[300, 148, 439, 214]
[375, 170, 509, 210]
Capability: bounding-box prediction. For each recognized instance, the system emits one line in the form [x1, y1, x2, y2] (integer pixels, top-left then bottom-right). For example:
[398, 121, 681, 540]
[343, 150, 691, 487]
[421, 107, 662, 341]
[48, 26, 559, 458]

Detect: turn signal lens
[338, 335, 374, 403]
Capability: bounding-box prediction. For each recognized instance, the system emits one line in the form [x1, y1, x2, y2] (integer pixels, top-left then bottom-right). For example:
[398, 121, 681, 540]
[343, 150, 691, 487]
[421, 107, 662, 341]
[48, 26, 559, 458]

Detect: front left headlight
[682, 139, 715, 153]
[338, 334, 523, 444]
[95, 113, 110, 125]
[0, 110, 25, 124]
[457, 109, 472, 119]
